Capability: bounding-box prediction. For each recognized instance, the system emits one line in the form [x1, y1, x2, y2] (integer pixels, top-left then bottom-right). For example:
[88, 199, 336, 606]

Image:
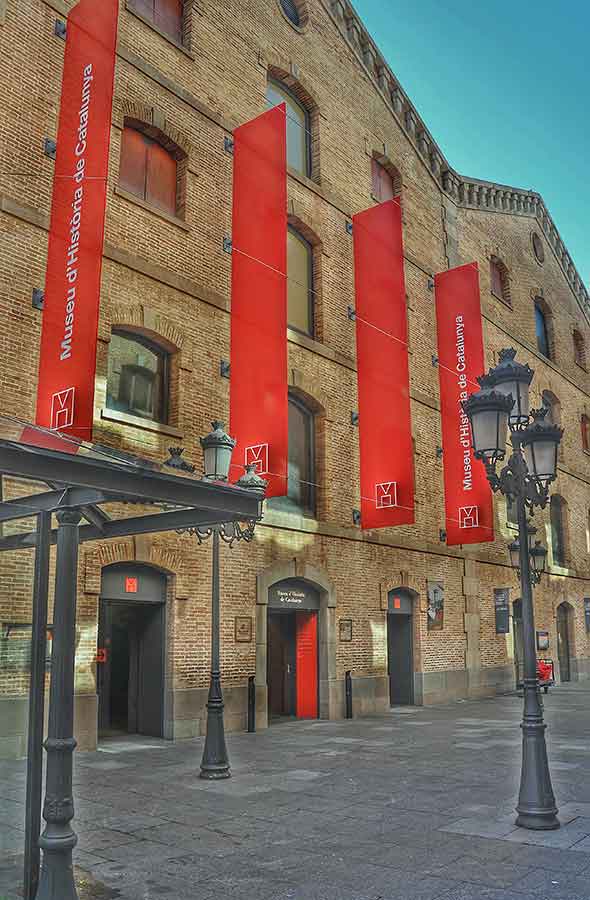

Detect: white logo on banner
[50, 387, 75, 430]
[376, 482, 398, 509]
[459, 506, 479, 529]
[245, 443, 269, 475]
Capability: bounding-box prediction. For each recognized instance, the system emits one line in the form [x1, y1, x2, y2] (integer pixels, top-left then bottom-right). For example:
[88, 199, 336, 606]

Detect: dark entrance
[267, 579, 319, 720]
[98, 563, 167, 737]
[387, 589, 414, 705]
[556, 602, 572, 683]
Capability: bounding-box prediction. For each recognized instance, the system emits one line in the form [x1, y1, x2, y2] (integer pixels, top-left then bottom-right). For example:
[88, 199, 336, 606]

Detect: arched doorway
[267, 579, 320, 720]
[556, 602, 573, 683]
[98, 563, 167, 738]
[387, 588, 416, 705]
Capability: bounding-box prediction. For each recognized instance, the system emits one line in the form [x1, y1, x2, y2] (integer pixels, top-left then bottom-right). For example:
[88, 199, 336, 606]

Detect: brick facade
[0, 0, 589, 755]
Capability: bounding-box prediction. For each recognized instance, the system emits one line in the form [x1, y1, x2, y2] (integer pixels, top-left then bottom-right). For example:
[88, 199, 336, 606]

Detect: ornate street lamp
[165, 422, 266, 780]
[463, 348, 563, 831]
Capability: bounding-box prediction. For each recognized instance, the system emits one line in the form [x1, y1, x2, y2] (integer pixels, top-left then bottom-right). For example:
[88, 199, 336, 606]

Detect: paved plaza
[1, 685, 590, 900]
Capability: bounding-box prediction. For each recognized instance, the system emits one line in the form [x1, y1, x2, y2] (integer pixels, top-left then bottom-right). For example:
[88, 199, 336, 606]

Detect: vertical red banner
[435, 263, 494, 545]
[354, 200, 414, 529]
[229, 106, 288, 496]
[296, 611, 318, 719]
[35, 0, 119, 441]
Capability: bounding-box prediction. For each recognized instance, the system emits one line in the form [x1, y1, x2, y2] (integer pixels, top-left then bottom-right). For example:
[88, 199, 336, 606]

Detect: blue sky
[352, 0, 589, 286]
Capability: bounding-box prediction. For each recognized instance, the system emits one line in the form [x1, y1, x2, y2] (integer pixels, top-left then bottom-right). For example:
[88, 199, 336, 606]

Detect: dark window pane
[107, 331, 168, 423]
[279, 0, 300, 25]
[119, 126, 148, 200]
[490, 261, 504, 298]
[267, 397, 315, 516]
[582, 417, 590, 452]
[535, 302, 550, 358]
[266, 80, 309, 176]
[155, 0, 183, 42]
[550, 496, 566, 567]
[287, 229, 313, 335]
[146, 139, 177, 215]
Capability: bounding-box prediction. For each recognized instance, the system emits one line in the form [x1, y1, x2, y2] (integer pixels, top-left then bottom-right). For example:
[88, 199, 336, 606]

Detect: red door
[295, 611, 318, 718]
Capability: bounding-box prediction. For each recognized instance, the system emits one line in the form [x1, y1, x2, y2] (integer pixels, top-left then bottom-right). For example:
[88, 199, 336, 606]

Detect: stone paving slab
[2, 684, 590, 899]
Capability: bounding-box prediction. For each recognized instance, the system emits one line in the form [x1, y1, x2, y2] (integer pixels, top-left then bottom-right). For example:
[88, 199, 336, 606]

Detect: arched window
[107, 329, 169, 423]
[279, 0, 301, 26]
[550, 495, 567, 567]
[287, 227, 314, 336]
[535, 300, 552, 359]
[266, 79, 310, 177]
[582, 415, 590, 453]
[129, 0, 183, 44]
[541, 391, 560, 427]
[371, 159, 395, 203]
[573, 330, 586, 370]
[268, 395, 316, 516]
[490, 256, 511, 305]
[119, 123, 179, 217]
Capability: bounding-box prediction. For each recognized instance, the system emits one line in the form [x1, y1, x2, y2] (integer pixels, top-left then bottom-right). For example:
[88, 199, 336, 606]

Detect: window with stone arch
[573, 329, 587, 370]
[287, 219, 320, 338]
[541, 390, 561, 427]
[119, 118, 187, 219]
[266, 70, 318, 181]
[490, 256, 511, 305]
[106, 328, 171, 424]
[277, 0, 309, 29]
[127, 0, 191, 47]
[550, 494, 568, 568]
[267, 393, 318, 518]
[534, 298, 553, 360]
[371, 154, 402, 204]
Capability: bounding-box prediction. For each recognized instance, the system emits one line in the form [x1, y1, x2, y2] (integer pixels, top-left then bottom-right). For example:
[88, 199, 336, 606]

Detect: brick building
[0, 0, 589, 756]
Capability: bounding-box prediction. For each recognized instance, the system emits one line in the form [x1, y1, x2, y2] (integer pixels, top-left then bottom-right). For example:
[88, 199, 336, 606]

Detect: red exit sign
[125, 576, 138, 593]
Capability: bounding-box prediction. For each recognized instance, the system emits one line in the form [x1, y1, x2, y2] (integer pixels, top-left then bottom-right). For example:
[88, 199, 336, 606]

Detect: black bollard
[247, 675, 256, 733]
[345, 670, 353, 719]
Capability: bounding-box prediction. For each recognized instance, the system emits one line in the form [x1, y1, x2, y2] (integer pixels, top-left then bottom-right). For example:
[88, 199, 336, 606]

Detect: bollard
[345, 670, 353, 719]
[247, 675, 256, 733]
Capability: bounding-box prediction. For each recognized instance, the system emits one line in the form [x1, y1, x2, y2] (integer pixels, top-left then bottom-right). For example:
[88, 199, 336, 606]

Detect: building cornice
[324, 0, 589, 323]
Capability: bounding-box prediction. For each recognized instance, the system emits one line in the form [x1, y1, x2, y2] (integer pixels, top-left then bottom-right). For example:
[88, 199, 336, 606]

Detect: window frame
[288, 393, 316, 517]
[550, 495, 567, 568]
[127, 0, 185, 47]
[490, 257, 510, 305]
[371, 157, 396, 203]
[535, 300, 551, 360]
[119, 123, 180, 218]
[107, 328, 170, 425]
[287, 225, 315, 338]
[266, 78, 312, 179]
[582, 415, 590, 453]
[573, 330, 587, 370]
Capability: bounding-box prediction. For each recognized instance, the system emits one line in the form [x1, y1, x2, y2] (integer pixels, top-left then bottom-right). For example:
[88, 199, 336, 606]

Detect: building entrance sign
[494, 588, 510, 634]
[35, 0, 119, 442]
[268, 579, 320, 610]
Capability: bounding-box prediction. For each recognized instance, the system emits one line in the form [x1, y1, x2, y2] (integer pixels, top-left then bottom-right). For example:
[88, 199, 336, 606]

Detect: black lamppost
[463, 348, 563, 831]
[165, 422, 266, 779]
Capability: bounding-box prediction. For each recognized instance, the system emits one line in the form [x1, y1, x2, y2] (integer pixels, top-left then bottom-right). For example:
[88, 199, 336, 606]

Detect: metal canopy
[0, 416, 264, 900]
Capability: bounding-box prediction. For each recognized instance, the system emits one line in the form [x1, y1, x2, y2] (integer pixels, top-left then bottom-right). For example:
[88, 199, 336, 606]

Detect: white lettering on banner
[459, 506, 479, 529]
[60, 63, 93, 362]
[376, 482, 398, 509]
[455, 315, 473, 493]
[50, 387, 75, 430]
[245, 443, 269, 475]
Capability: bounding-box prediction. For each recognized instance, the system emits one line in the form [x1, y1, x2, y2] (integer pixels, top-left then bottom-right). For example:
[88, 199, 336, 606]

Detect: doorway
[556, 602, 572, 683]
[98, 563, 167, 738]
[387, 590, 415, 705]
[267, 579, 319, 720]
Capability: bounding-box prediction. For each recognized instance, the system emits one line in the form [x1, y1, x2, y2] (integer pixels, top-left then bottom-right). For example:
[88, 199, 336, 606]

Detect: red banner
[354, 200, 414, 529]
[35, 0, 119, 441]
[229, 106, 288, 495]
[435, 263, 493, 545]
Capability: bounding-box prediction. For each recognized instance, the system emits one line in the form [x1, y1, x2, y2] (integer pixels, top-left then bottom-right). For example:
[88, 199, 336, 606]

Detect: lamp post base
[515, 810, 560, 831]
[515, 719, 560, 831]
[199, 764, 231, 780]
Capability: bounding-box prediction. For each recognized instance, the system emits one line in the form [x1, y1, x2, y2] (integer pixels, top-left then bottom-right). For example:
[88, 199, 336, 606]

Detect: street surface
[1, 684, 590, 899]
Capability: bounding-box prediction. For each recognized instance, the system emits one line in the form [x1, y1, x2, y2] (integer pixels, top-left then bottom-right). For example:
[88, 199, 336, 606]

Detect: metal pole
[35, 510, 82, 900]
[24, 511, 51, 900]
[200, 527, 230, 779]
[515, 495, 559, 830]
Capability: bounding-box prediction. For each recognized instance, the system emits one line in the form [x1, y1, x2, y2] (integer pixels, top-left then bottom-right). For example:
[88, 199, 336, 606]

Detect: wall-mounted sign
[268, 579, 320, 610]
[536, 630, 550, 651]
[235, 616, 253, 643]
[584, 598, 590, 633]
[125, 577, 138, 594]
[494, 588, 510, 634]
[339, 619, 353, 642]
[427, 581, 444, 631]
